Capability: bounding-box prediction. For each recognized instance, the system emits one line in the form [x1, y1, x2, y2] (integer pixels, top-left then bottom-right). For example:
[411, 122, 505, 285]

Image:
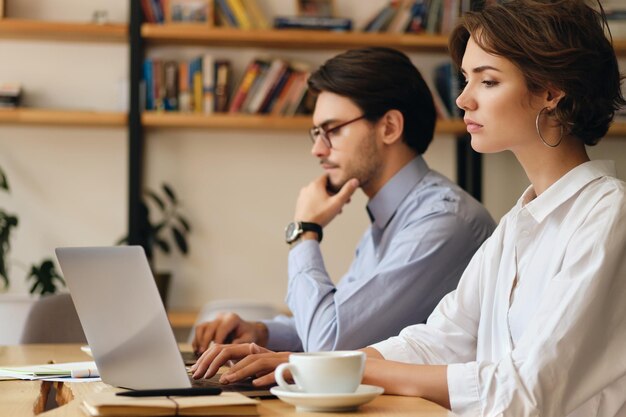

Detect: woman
[362, 1, 626, 415]
[191, 1, 625, 415]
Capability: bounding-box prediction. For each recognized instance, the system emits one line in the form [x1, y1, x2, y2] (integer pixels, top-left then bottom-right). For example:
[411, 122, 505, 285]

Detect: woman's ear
[380, 109, 404, 145]
[545, 88, 565, 110]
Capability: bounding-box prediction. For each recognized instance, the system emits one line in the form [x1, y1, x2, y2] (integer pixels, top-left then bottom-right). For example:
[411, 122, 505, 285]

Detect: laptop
[55, 246, 273, 398]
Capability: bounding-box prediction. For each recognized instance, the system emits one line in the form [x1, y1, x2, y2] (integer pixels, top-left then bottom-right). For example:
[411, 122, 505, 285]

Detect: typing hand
[192, 313, 268, 355]
[294, 175, 359, 228]
[190, 343, 287, 386]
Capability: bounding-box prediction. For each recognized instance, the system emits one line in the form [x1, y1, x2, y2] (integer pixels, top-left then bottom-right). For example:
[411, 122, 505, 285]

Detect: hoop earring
[535, 107, 564, 148]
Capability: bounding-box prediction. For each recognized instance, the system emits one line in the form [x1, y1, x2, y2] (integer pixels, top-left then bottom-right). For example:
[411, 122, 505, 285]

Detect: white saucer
[269, 384, 384, 412]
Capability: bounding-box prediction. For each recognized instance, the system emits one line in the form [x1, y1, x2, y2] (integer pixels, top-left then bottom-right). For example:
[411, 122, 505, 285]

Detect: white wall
[1, 0, 624, 309]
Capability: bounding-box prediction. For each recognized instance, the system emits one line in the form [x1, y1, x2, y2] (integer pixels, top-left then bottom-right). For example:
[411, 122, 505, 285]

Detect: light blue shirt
[264, 156, 496, 352]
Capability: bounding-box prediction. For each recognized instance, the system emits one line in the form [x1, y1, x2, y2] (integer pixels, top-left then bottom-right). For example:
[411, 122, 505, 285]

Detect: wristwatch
[285, 221, 323, 244]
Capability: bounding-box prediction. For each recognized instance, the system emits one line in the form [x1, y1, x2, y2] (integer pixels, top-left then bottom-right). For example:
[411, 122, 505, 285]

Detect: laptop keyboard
[190, 375, 275, 399]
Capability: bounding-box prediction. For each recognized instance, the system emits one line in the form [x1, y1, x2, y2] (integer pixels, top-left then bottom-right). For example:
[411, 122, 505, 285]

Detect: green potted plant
[119, 182, 192, 308]
[0, 166, 65, 296]
[0, 165, 66, 344]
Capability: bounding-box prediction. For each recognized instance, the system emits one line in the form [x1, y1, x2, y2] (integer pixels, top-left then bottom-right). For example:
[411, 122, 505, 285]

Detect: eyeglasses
[309, 115, 367, 149]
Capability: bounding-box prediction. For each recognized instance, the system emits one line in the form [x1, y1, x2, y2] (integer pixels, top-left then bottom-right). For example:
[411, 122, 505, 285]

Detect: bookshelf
[0, 108, 126, 126]
[0, 19, 128, 128]
[0, 18, 127, 42]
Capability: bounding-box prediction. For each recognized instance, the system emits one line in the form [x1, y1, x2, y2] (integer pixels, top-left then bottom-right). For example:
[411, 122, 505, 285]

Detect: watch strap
[299, 222, 323, 243]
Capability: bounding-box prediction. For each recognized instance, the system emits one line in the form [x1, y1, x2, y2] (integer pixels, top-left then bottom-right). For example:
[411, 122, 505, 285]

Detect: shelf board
[142, 25, 626, 55]
[0, 19, 127, 42]
[142, 25, 450, 52]
[0, 108, 127, 126]
[143, 112, 468, 134]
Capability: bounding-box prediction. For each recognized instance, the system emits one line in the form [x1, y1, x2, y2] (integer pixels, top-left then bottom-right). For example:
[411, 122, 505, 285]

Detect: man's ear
[380, 109, 404, 145]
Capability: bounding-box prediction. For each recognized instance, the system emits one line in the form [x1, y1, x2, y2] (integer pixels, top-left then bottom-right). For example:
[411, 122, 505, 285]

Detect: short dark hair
[449, 0, 625, 146]
[307, 47, 436, 155]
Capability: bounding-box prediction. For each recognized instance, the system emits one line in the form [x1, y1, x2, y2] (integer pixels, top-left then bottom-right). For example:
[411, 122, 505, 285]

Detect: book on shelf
[0, 82, 22, 108]
[189, 56, 204, 113]
[226, 0, 253, 29]
[433, 61, 462, 118]
[202, 54, 215, 114]
[246, 58, 289, 114]
[82, 391, 259, 417]
[363, 0, 475, 34]
[178, 61, 192, 112]
[239, 59, 271, 113]
[215, 0, 238, 27]
[166, 0, 214, 24]
[163, 60, 179, 111]
[229, 58, 265, 113]
[214, 60, 232, 112]
[273, 16, 353, 31]
[243, 0, 270, 29]
[214, 0, 268, 29]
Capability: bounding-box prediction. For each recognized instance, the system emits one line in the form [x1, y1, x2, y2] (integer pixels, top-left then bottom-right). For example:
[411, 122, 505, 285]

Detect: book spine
[226, 0, 252, 29]
[202, 54, 215, 115]
[140, 0, 156, 23]
[143, 58, 154, 110]
[273, 16, 352, 31]
[214, 60, 232, 112]
[215, 0, 239, 27]
[247, 59, 288, 114]
[229, 60, 261, 113]
[260, 66, 292, 114]
[178, 61, 192, 112]
[163, 60, 179, 111]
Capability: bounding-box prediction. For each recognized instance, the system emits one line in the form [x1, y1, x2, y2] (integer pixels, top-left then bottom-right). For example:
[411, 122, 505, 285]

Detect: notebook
[56, 246, 273, 398]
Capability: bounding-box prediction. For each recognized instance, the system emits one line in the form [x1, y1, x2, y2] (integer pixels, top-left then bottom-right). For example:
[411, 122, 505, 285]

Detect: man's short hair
[307, 47, 436, 155]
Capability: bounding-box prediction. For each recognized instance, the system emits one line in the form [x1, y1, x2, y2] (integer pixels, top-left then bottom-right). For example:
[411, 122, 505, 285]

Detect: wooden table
[0, 344, 455, 416]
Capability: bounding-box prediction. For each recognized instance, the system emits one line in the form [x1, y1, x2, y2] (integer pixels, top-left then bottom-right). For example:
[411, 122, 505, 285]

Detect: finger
[214, 314, 240, 344]
[190, 343, 226, 377]
[219, 355, 273, 384]
[197, 321, 220, 354]
[334, 178, 359, 204]
[195, 344, 254, 380]
[253, 371, 278, 387]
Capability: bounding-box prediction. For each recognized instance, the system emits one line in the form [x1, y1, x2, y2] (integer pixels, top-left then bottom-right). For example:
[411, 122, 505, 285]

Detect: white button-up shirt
[371, 160, 626, 417]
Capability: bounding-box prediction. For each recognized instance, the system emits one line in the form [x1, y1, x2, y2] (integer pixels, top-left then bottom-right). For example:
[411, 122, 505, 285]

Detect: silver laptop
[56, 246, 274, 397]
[56, 246, 192, 390]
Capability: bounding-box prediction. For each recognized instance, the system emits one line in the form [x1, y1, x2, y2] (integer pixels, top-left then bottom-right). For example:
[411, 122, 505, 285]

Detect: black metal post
[128, 0, 145, 246]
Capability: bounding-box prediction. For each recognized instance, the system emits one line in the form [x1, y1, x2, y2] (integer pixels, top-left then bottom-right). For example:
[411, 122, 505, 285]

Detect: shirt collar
[519, 160, 616, 222]
[366, 156, 430, 229]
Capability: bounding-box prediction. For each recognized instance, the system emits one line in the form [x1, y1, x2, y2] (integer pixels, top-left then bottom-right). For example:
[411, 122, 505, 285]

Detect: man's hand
[294, 175, 359, 228]
[192, 313, 269, 355]
[190, 343, 290, 386]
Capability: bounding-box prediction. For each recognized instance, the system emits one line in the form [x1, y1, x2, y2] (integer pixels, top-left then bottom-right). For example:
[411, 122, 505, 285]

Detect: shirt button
[521, 230, 530, 237]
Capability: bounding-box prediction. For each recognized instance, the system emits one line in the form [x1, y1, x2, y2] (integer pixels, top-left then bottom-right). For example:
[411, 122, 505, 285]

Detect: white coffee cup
[274, 351, 365, 394]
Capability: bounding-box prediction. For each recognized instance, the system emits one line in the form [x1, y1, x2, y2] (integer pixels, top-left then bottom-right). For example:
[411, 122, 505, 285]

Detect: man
[191, 48, 495, 375]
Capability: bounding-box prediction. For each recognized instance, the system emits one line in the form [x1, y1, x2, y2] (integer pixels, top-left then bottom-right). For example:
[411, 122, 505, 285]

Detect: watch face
[285, 222, 301, 242]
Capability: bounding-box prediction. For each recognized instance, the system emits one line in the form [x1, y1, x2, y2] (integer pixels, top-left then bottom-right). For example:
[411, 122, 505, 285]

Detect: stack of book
[144, 56, 232, 114]
[229, 58, 313, 116]
[141, 0, 213, 24]
[143, 56, 314, 117]
[0, 82, 22, 108]
[362, 0, 488, 34]
[273, 16, 352, 31]
[215, 0, 269, 29]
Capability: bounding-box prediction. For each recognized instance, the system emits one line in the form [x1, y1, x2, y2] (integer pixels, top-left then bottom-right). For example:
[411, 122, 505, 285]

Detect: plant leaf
[162, 183, 177, 205]
[172, 227, 188, 254]
[0, 167, 9, 192]
[156, 238, 171, 254]
[146, 190, 166, 212]
[176, 215, 191, 232]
